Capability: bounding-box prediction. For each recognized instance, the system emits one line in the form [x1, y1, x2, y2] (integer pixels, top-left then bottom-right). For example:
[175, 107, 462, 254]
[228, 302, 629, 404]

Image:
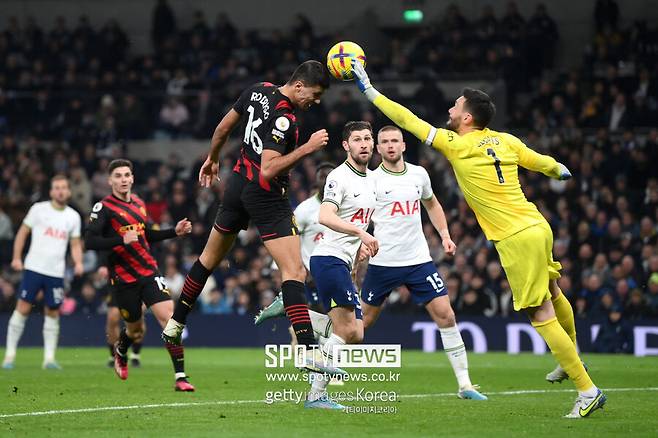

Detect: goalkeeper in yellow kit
[351, 60, 606, 419]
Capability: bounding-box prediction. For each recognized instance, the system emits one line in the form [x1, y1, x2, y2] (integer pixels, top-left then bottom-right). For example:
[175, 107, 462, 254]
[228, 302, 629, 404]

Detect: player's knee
[45, 308, 59, 318]
[435, 307, 456, 327]
[127, 326, 144, 341]
[16, 300, 32, 316]
[440, 311, 456, 328]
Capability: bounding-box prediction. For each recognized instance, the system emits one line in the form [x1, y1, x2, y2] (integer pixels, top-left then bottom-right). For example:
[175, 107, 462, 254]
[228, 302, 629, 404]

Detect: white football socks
[307, 333, 345, 402]
[4, 310, 27, 362]
[309, 310, 332, 338]
[43, 315, 60, 364]
[439, 325, 472, 390]
[579, 386, 599, 398]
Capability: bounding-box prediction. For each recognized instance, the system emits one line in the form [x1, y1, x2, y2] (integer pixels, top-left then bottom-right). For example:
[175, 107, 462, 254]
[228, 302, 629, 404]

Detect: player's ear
[342, 140, 349, 152]
[401, 142, 406, 153]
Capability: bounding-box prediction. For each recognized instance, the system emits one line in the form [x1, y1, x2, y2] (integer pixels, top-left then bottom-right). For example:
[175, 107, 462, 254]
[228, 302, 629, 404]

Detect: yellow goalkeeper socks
[533, 317, 594, 392]
[552, 291, 577, 346]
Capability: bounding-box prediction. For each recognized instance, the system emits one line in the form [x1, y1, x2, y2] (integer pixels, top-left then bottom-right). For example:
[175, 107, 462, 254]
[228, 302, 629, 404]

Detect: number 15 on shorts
[426, 272, 444, 293]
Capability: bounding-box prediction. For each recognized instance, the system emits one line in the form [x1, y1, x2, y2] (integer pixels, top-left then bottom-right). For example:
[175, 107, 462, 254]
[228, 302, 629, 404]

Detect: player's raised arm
[199, 108, 242, 187]
[351, 60, 454, 156]
[505, 133, 572, 181]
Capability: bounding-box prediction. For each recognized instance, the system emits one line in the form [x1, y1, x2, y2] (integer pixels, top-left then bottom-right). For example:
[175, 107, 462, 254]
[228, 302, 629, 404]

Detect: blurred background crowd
[0, 0, 656, 353]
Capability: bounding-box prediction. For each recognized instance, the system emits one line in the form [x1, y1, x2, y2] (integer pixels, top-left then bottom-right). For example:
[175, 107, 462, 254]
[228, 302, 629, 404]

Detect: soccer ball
[326, 41, 366, 81]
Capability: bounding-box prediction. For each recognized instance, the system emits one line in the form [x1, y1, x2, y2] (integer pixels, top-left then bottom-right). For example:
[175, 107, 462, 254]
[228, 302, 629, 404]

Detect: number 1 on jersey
[486, 148, 505, 184]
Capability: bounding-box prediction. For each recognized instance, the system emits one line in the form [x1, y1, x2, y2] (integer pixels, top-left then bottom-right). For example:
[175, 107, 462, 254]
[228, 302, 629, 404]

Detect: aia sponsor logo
[350, 208, 373, 224]
[44, 227, 67, 240]
[390, 200, 420, 216]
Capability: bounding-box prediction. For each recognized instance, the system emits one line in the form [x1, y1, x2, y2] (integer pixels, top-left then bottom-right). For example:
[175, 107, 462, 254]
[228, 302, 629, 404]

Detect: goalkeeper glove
[351, 58, 380, 101]
[556, 163, 572, 181]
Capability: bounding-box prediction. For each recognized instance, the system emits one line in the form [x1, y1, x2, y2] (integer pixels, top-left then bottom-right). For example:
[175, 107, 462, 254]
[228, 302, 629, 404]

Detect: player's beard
[446, 116, 460, 132]
[52, 191, 69, 206]
[350, 150, 371, 166]
[52, 196, 68, 207]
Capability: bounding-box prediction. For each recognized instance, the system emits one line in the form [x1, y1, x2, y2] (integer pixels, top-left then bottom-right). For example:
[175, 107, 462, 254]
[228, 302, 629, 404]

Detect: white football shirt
[294, 194, 326, 270]
[369, 162, 434, 267]
[312, 161, 377, 266]
[23, 201, 81, 278]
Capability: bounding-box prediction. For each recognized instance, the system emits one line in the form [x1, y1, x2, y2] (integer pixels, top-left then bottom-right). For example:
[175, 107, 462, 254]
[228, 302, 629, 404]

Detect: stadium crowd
[0, 1, 656, 349]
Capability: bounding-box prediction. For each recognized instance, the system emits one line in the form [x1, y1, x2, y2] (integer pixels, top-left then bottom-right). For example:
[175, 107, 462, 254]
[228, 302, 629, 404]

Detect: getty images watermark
[264, 344, 402, 368]
[264, 344, 401, 414]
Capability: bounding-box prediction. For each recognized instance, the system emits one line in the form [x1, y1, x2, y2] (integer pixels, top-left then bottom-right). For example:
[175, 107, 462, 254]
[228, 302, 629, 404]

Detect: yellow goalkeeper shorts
[494, 221, 562, 311]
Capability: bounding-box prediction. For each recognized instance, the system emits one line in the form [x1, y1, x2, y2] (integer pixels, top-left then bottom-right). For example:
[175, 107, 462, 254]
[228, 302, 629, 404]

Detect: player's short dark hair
[342, 121, 373, 141]
[317, 161, 336, 173]
[108, 158, 133, 174]
[462, 88, 496, 128]
[287, 60, 330, 90]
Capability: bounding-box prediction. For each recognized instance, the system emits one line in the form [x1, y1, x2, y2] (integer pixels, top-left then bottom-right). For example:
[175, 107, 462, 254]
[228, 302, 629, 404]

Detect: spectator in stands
[594, 0, 619, 31]
[592, 305, 632, 353]
[159, 97, 189, 139]
[0, 278, 16, 313]
[151, 0, 176, 50]
[647, 273, 658, 317]
[76, 281, 104, 315]
[116, 94, 148, 140]
[69, 166, 92, 213]
[201, 288, 233, 314]
[607, 93, 632, 131]
[625, 289, 648, 320]
[0, 205, 13, 264]
[526, 4, 559, 75]
[164, 255, 185, 301]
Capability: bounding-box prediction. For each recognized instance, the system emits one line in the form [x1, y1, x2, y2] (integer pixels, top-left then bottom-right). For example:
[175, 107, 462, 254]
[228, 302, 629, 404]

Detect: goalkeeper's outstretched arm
[351, 60, 438, 149]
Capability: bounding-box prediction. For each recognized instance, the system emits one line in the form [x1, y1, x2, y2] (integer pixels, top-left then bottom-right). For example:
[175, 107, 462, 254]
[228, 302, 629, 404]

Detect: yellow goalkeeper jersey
[372, 93, 562, 241]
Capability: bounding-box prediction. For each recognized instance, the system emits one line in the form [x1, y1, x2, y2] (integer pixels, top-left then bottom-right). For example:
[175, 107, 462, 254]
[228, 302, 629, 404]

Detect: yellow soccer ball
[326, 41, 366, 81]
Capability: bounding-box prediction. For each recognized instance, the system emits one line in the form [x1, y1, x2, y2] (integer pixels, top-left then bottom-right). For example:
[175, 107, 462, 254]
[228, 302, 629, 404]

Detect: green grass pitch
[1, 347, 657, 437]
